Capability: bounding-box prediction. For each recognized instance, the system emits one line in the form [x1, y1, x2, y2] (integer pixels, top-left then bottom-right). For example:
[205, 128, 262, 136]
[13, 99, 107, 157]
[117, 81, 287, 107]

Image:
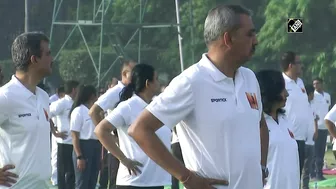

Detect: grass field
[47, 148, 336, 189]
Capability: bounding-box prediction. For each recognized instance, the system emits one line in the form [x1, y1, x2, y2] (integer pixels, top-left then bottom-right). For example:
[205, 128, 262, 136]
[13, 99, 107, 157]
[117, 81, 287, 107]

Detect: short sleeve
[95, 87, 121, 111]
[70, 108, 83, 132]
[105, 103, 128, 128]
[0, 93, 9, 126]
[146, 75, 195, 129]
[49, 99, 64, 118]
[325, 104, 336, 123]
[327, 93, 332, 107]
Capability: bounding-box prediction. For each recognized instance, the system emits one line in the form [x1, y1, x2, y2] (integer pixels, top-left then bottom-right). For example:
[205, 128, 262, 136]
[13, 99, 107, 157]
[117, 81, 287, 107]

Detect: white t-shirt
[70, 105, 97, 140]
[0, 76, 51, 189]
[282, 73, 310, 141]
[106, 95, 171, 186]
[325, 105, 336, 150]
[49, 94, 59, 104]
[50, 95, 74, 144]
[95, 81, 125, 112]
[147, 54, 263, 189]
[312, 91, 331, 130]
[263, 114, 299, 189]
[306, 103, 317, 145]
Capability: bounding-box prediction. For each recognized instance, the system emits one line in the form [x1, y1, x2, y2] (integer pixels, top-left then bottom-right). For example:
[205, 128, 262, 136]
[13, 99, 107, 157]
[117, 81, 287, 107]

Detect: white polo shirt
[306, 103, 317, 145]
[95, 81, 125, 112]
[0, 76, 51, 189]
[282, 73, 310, 141]
[106, 95, 171, 186]
[263, 114, 299, 189]
[325, 105, 336, 150]
[50, 95, 74, 144]
[313, 91, 331, 130]
[70, 105, 97, 140]
[146, 54, 263, 189]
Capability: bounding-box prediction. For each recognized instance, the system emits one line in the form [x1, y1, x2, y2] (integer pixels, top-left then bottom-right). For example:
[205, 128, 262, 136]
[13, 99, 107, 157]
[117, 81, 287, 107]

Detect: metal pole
[98, 0, 105, 88]
[175, 0, 184, 72]
[25, 0, 29, 32]
[189, 0, 195, 64]
[76, 0, 80, 21]
[138, 0, 142, 63]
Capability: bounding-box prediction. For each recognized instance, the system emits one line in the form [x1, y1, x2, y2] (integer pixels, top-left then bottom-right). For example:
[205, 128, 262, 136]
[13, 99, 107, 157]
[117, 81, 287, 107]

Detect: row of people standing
[49, 80, 102, 189]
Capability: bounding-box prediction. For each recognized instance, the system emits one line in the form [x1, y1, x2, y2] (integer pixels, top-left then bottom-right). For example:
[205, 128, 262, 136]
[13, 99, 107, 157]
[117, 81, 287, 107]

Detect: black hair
[280, 51, 296, 71]
[57, 85, 65, 94]
[116, 63, 155, 107]
[256, 70, 286, 115]
[64, 80, 80, 94]
[11, 32, 50, 72]
[313, 77, 323, 83]
[37, 82, 48, 92]
[69, 84, 97, 117]
[305, 84, 315, 95]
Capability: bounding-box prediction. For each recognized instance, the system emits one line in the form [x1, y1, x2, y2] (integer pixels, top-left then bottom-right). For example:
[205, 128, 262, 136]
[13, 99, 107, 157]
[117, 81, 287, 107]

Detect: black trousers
[296, 140, 306, 178]
[99, 147, 109, 189]
[57, 143, 75, 189]
[108, 153, 120, 189]
[312, 129, 328, 178]
[171, 142, 184, 189]
[116, 186, 164, 189]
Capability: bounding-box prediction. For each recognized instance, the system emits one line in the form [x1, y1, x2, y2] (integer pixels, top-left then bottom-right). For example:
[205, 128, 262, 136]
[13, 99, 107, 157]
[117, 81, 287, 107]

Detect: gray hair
[204, 5, 251, 46]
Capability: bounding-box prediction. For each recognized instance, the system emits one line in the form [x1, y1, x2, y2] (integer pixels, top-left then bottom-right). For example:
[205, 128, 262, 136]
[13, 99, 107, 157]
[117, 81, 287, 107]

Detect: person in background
[50, 85, 65, 103]
[50, 84, 65, 186]
[302, 84, 319, 189]
[311, 77, 331, 180]
[256, 70, 299, 189]
[50, 80, 79, 189]
[70, 84, 101, 189]
[89, 60, 136, 189]
[281, 51, 310, 178]
[0, 32, 63, 188]
[128, 4, 268, 189]
[324, 101, 336, 166]
[95, 63, 171, 189]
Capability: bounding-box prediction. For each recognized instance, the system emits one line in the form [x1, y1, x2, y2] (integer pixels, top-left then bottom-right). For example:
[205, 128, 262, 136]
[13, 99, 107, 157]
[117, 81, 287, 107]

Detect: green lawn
[47, 148, 336, 189]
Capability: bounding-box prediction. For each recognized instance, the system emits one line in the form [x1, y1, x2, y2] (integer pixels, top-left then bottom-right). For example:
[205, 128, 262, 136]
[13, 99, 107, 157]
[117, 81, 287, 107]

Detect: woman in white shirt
[70, 85, 101, 189]
[256, 70, 300, 189]
[94, 63, 171, 189]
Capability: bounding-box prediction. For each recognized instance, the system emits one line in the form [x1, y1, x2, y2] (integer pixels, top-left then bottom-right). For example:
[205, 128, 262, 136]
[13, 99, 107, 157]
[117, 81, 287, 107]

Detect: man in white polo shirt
[0, 32, 57, 188]
[50, 80, 79, 189]
[89, 60, 135, 189]
[311, 77, 331, 180]
[281, 51, 310, 178]
[128, 5, 269, 189]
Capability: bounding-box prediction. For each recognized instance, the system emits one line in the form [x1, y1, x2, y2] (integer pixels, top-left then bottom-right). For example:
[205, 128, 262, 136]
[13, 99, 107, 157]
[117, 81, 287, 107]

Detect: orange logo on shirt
[288, 129, 295, 139]
[245, 92, 259, 110]
[301, 88, 306, 93]
[43, 109, 49, 121]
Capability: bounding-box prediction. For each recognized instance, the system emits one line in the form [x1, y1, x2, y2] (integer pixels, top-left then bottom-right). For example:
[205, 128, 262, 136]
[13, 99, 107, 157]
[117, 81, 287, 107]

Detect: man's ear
[223, 32, 233, 49]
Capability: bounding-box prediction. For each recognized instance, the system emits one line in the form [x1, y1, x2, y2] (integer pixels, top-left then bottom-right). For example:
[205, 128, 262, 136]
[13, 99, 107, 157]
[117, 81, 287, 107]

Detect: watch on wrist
[77, 155, 84, 160]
